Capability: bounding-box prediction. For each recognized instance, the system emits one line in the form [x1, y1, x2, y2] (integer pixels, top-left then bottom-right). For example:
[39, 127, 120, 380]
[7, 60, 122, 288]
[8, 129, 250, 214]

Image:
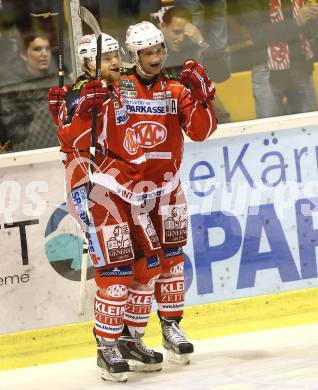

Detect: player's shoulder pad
[63, 75, 89, 125]
[119, 66, 134, 76]
[71, 75, 91, 92]
[162, 69, 180, 81]
[66, 75, 92, 105]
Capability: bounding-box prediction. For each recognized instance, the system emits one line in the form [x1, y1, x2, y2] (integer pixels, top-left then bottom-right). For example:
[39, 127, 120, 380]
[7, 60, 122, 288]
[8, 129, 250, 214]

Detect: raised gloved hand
[180, 59, 215, 104]
[77, 80, 108, 119]
[48, 86, 67, 123]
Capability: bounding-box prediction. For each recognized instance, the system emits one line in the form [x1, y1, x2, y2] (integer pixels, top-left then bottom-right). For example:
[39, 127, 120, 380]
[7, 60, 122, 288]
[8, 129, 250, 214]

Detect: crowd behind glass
[0, 0, 317, 153]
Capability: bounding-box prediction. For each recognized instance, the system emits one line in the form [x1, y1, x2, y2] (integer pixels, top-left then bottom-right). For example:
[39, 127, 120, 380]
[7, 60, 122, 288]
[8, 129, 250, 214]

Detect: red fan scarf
[268, 0, 313, 70]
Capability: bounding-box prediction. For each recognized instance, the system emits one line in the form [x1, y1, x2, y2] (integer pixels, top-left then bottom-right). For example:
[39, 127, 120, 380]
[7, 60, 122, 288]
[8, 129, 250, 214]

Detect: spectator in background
[165, 0, 232, 83]
[0, 0, 72, 82]
[201, 0, 231, 81]
[7, 33, 55, 85]
[0, 32, 59, 152]
[160, 5, 207, 72]
[242, 0, 318, 118]
[157, 4, 231, 122]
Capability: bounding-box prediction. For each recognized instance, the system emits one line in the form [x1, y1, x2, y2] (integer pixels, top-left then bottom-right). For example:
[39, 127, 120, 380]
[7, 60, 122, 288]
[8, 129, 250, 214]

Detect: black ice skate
[118, 325, 163, 372]
[95, 333, 129, 382]
[158, 312, 194, 365]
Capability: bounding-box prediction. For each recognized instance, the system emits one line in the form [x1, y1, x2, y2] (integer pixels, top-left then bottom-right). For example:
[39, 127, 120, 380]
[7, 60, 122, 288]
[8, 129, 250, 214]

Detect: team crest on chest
[132, 121, 167, 147]
[123, 127, 139, 154]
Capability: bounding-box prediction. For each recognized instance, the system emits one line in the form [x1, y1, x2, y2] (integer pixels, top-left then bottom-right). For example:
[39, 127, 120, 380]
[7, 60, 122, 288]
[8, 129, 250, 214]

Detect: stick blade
[79, 6, 101, 37]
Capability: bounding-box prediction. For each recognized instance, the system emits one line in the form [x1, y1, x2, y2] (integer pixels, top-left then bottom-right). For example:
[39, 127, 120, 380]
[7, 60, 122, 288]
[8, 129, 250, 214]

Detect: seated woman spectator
[4, 32, 56, 86]
[0, 32, 60, 152]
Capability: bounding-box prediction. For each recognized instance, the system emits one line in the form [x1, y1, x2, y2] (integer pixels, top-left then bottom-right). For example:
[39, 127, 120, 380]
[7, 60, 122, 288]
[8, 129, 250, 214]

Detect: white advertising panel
[182, 121, 318, 305]
[0, 160, 96, 333]
[1, 114, 318, 333]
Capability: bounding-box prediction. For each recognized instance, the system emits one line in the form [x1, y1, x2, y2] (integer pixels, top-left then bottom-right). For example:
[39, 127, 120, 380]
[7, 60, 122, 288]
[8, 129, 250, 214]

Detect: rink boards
[1, 112, 318, 369]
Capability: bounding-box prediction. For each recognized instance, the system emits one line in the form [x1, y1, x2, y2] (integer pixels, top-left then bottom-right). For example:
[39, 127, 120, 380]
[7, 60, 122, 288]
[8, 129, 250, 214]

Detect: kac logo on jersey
[124, 127, 140, 155]
[133, 121, 167, 148]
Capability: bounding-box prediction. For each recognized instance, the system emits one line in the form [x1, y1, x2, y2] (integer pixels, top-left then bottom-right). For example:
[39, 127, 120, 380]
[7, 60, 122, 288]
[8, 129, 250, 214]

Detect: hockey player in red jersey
[54, 33, 164, 382]
[119, 21, 217, 365]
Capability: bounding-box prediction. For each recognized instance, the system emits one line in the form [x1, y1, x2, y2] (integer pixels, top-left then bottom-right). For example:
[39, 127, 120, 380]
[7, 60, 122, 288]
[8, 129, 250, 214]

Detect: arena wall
[1, 112, 318, 369]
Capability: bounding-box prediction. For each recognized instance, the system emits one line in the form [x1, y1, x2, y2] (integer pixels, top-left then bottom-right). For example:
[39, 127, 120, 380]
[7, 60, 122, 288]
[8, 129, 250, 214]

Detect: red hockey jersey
[118, 67, 217, 195]
[58, 70, 217, 204]
[57, 76, 147, 204]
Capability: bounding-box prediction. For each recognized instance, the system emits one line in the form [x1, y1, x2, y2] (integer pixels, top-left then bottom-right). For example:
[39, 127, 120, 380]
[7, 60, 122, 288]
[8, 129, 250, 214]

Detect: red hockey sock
[124, 288, 154, 337]
[155, 275, 184, 318]
[94, 290, 126, 340]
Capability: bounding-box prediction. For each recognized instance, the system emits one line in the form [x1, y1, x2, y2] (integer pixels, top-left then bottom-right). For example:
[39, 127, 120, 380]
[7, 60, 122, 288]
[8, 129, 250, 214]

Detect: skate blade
[127, 359, 163, 372]
[165, 349, 191, 365]
[100, 368, 128, 382]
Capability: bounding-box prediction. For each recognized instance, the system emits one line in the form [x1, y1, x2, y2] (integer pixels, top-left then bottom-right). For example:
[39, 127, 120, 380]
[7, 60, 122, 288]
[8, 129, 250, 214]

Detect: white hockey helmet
[78, 33, 119, 66]
[125, 21, 165, 57]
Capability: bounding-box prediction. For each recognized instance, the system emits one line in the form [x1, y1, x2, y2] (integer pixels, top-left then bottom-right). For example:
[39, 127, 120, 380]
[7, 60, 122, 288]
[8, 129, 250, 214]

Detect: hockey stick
[65, 0, 83, 78]
[79, 6, 102, 53]
[79, 6, 102, 145]
[58, 0, 64, 88]
[77, 6, 102, 315]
